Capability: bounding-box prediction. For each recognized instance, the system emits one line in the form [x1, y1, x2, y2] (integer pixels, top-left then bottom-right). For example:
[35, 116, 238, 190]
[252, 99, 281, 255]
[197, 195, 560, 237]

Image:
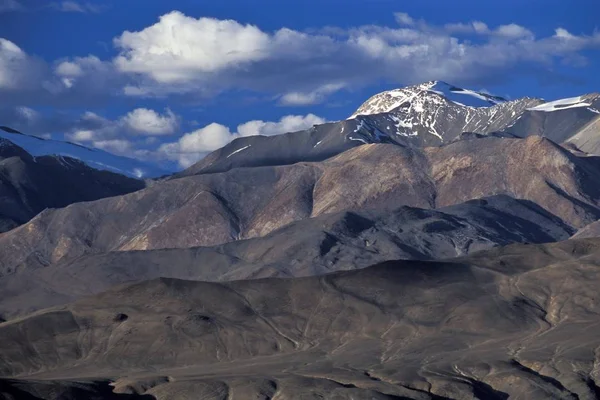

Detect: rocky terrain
[0, 194, 574, 319]
[1, 81, 600, 399]
[0, 138, 144, 233]
[3, 239, 600, 399]
[0, 135, 598, 278]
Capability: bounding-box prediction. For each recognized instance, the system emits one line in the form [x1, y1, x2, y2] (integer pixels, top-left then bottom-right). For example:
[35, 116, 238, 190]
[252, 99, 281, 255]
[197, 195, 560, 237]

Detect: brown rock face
[1, 136, 599, 276]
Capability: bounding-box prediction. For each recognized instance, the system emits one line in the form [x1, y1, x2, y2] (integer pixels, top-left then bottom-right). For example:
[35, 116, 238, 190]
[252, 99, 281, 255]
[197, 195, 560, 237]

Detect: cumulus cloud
[0, 106, 323, 168]
[0, 39, 43, 90]
[121, 108, 178, 135]
[0, 43, 119, 107]
[159, 113, 326, 168]
[64, 107, 179, 145]
[52, 55, 116, 93]
[61, 109, 176, 159]
[105, 11, 600, 102]
[394, 12, 415, 27]
[494, 24, 534, 39]
[1, 12, 600, 108]
[114, 12, 271, 82]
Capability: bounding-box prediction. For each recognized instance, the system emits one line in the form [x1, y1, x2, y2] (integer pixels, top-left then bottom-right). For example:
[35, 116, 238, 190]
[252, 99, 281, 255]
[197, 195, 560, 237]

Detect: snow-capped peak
[350, 81, 507, 118]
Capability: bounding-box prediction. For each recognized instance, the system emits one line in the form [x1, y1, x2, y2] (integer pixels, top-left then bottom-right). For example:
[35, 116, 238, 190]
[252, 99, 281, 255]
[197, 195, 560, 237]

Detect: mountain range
[1, 81, 600, 399]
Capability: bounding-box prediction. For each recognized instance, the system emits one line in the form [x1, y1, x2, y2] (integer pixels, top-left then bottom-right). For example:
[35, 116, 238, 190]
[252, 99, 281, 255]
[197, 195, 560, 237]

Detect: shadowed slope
[0, 194, 574, 319]
[2, 239, 600, 398]
[0, 136, 598, 277]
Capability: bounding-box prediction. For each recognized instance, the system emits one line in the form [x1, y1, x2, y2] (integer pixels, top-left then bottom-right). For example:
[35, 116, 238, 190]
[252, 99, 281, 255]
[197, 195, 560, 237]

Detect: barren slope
[2, 239, 600, 399]
[0, 138, 144, 232]
[0, 194, 573, 319]
[0, 136, 598, 276]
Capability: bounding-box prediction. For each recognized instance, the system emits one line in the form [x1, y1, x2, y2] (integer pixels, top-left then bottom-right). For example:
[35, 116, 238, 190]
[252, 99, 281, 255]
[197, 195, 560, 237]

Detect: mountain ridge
[0, 126, 169, 178]
[2, 80, 600, 400]
[178, 82, 600, 178]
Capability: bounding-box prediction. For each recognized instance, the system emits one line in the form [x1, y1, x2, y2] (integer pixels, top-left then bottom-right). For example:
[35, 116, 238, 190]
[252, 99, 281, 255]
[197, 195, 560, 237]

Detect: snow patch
[527, 96, 591, 112]
[348, 136, 368, 144]
[226, 144, 252, 158]
[350, 80, 506, 118]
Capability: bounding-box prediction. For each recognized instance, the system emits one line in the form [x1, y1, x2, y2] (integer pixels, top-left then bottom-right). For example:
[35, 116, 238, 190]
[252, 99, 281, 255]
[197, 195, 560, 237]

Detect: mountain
[179, 82, 600, 177]
[350, 81, 600, 149]
[572, 219, 600, 239]
[350, 80, 508, 117]
[0, 138, 144, 233]
[0, 194, 574, 319]
[0, 135, 597, 281]
[502, 93, 600, 153]
[173, 120, 363, 178]
[3, 238, 600, 399]
[0, 126, 169, 178]
[4, 81, 600, 399]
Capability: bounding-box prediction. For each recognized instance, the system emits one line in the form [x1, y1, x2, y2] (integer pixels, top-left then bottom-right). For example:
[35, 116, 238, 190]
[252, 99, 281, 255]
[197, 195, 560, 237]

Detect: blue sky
[1, 0, 599, 170]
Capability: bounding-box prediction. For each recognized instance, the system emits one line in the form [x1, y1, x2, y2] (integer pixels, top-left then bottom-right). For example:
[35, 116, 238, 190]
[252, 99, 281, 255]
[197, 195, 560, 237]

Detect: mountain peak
[350, 81, 508, 118]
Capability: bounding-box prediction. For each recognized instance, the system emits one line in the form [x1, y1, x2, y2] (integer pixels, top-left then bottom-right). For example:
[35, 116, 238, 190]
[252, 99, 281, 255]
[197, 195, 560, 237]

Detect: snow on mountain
[175, 81, 600, 177]
[344, 82, 541, 147]
[527, 95, 600, 113]
[343, 82, 600, 154]
[0, 127, 168, 178]
[350, 81, 506, 118]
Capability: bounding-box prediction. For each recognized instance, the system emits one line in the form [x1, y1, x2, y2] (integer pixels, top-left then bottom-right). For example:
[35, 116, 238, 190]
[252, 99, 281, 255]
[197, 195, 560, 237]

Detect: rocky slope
[0, 194, 574, 319]
[2, 81, 600, 400]
[3, 238, 600, 399]
[1, 136, 599, 278]
[0, 138, 144, 233]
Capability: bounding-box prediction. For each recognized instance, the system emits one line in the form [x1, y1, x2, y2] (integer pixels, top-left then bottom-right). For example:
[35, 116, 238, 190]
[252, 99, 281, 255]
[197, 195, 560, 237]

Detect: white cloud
[2, 12, 600, 108]
[55, 60, 84, 77]
[104, 11, 600, 103]
[0, 39, 32, 89]
[554, 28, 577, 40]
[53, 55, 114, 91]
[279, 83, 346, 106]
[159, 114, 327, 168]
[16, 106, 38, 121]
[68, 129, 95, 141]
[494, 24, 533, 39]
[121, 108, 178, 135]
[394, 12, 415, 27]
[237, 114, 326, 137]
[0, 0, 23, 12]
[114, 11, 271, 82]
[64, 107, 179, 144]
